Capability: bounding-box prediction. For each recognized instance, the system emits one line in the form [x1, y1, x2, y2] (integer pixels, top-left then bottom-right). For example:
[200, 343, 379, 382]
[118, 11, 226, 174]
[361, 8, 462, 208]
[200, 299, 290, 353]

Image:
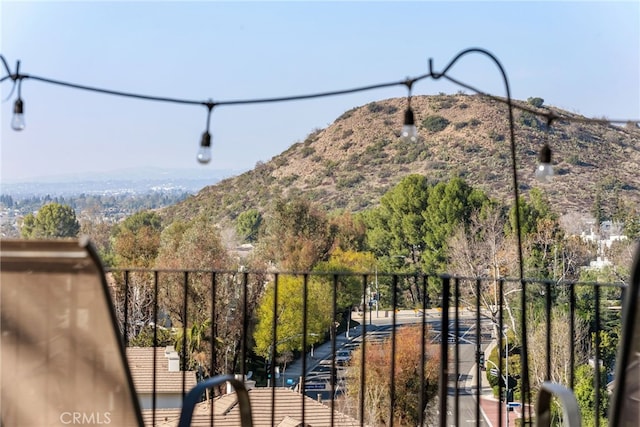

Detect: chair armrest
[178, 374, 253, 427]
[535, 382, 581, 427]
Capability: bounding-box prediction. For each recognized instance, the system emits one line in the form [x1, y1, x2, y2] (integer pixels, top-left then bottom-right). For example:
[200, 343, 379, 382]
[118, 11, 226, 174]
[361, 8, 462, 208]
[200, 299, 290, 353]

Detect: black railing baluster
[360, 274, 367, 427]
[545, 281, 552, 381]
[498, 278, 504, 427]
[181, 271, 189, 400]
[210, 272, 217, 427]
[331, 274, 338, 427]
[475, 278, 482, 427]
[569, 282, 576, 389]
[389, 274, 399, 427]
[241, 270, 249, 385]
[419, 275, 428, 427]
[270, 273, 279, 427]
[454, 277, 460, 427]
[302, 273, 309, 427]
[439, 276, 450, 427]
[594, 284, 601, 427]
[152, 271, 159, 427]
[123, 270, 130, 348]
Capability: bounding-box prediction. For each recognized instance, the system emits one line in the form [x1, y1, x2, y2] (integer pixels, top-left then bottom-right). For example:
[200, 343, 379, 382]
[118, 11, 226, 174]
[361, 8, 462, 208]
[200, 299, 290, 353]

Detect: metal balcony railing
[107, 268, 625, 427]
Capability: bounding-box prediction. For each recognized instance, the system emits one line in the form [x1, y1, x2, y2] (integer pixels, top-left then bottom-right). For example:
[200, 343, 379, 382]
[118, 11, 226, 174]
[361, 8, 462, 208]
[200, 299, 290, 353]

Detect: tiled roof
[127, 347, 197, 394]
[141, 387, 362, 427]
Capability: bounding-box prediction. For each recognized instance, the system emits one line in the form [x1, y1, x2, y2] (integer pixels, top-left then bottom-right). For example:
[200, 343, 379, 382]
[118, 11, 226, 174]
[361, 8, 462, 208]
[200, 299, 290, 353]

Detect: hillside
[161, 94, 640, 228]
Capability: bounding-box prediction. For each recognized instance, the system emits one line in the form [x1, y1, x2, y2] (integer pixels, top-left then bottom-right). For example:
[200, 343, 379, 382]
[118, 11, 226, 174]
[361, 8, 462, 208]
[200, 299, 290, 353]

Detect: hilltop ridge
[161, 94, 640, 228]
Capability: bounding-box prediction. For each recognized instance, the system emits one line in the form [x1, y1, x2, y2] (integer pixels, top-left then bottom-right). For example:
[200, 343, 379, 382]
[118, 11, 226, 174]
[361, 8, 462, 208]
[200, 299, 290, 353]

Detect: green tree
[364, 174, 430, 259]
[421, 177, 489, 274]
[20, 202, 80, 238]
[574, 364, 609, 427]
[314, 249, 376, 316]
[527, 97, 544, 108]
[253, 275, 331, 360]
[236, 209, 263, 243]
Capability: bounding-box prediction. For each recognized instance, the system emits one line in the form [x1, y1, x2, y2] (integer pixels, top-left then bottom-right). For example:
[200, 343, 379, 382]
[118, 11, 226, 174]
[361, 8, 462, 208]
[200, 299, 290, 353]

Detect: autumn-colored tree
[155, 217, 231, 324]
[259, 197, 333, 271]
[329, 211, 368, 252]
[109, 210, 163, 342]
[111, 210, 162, 268]
[345, 325, 440, 426]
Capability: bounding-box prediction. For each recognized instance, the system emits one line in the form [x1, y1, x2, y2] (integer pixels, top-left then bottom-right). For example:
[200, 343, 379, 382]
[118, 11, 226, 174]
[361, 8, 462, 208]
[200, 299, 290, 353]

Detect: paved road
[279, 309, 520, 426]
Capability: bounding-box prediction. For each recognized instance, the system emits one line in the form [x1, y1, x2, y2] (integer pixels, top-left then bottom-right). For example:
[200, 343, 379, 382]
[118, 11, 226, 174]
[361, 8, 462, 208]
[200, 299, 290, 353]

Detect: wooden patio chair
[0, 238, 253, 427]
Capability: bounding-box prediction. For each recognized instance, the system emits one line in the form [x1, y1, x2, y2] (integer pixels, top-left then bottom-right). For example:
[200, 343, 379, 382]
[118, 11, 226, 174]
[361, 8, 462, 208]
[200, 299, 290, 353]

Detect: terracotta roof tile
[127, 347, 197, 394]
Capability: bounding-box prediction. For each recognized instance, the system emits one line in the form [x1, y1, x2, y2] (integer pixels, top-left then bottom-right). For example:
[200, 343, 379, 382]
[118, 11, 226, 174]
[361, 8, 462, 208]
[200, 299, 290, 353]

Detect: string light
[11, 97, 25, 131]
[535, 117, 556, 182]
[400, 79, 417, 142]
[197, 102, 215, 164]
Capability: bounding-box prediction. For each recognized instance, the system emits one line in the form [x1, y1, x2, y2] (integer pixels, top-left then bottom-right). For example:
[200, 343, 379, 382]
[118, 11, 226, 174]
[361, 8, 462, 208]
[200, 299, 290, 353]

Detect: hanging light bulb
[535, 143, 553, 182]
[401, 106, 417, 142]
[196, 131, 212, 164]
[11, 98, 25, 131]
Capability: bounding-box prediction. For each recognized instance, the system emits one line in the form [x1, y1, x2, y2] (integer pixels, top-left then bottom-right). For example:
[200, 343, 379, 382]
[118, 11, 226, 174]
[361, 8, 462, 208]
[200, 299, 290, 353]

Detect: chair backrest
[609, 241, 640, 427]
[0, 238, 144, 426]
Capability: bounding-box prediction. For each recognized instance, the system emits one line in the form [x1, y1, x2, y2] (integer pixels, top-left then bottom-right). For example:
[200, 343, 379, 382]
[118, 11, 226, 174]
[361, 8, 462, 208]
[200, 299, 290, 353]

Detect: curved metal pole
[429, 47, 530, 418]
[178, 374, 253, 427]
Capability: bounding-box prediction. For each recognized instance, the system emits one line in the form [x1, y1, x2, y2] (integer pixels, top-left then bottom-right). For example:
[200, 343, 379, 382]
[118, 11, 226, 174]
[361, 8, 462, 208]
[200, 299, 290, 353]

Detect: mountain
[160, 94, 640, 228]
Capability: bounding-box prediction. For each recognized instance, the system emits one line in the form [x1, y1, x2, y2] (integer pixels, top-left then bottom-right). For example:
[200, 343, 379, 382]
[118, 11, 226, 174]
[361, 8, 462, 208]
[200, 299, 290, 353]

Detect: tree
[155, 216, 231, 326]
[345, 325, 440, 426]
[236, 209, 263, 243]
[20, 202, 80, 238]
[253, 275, 331, 360]
[111, 210, 162, 268]
[527, 97, 544, 108]
[258, 197, 333, 271]
[328, 211, 367, 252]
[364, 174, 430, 259]
[528, 307, 589, 388]
[109, 210, 163, 343]
[421, 177, 489, 274]
[574, 364, 609, 427]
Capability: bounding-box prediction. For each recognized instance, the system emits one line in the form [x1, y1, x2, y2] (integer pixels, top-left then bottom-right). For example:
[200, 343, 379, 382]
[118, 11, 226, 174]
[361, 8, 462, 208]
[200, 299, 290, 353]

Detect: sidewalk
[466, 341, 524, 427]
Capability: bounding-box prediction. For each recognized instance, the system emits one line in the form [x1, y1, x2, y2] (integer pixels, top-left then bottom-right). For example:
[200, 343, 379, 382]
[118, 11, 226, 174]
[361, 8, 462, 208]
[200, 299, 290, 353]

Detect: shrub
[336, 173, 365, 189]
[300, 146, 315, 158]
[519, 111, 542, 129]
[527, 97, 544, 108]
[337, 107, 357, 121]
[421, 115, 450, 132]
[454, 121, 469, 130]
[367, 102, 385, 113]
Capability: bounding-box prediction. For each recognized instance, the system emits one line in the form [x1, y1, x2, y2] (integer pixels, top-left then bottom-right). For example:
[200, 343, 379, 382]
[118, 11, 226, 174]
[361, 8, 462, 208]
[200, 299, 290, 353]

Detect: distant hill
[1, 168, 239, 198]
[160, 94, 640, 229]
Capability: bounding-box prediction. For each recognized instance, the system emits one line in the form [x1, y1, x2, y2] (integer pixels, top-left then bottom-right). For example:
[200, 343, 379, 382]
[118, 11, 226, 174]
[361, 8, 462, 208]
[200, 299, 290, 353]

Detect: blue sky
[1, 1, 638, 182]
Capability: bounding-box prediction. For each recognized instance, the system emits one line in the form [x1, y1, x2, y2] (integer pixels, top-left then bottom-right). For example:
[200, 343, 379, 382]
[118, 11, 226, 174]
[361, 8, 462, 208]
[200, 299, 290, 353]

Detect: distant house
[127, 346, 198, 410]
[141, 387, 362, 426]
